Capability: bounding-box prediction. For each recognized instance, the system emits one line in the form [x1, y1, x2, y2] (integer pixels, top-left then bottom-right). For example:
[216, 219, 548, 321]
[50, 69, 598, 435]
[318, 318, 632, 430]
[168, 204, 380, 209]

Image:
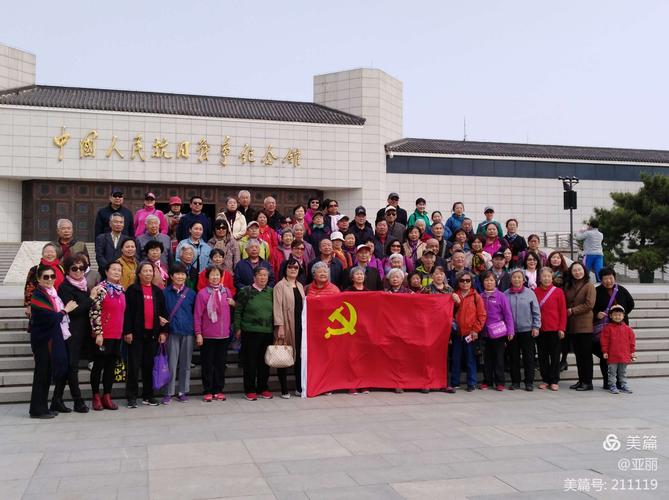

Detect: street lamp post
[558, 176, 579, 261]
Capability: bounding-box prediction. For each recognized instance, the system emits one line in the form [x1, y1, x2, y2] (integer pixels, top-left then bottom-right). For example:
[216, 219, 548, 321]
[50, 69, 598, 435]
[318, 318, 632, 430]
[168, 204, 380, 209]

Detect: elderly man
[94, 187, 133, 237]
[385, 206, 406, 242]
[373, 219, 390, 258]
[342, 244, 382, 290]
[137, 215, 172, 266]
[423, 238, 446, 268]
[95, 212, 128, 277]
[237, 190, 257, 223]
[239, 221, 270, 260]
[263, 196, 284, 230]
[50, 219, 89, 260]
[233, 239, 275, 290]
[350, 206, 374, 246]
[134, 192, 168, 237]
[307, 239, 344, 288]
[176, 195, 212, 242]
[376, 192, 408, 226]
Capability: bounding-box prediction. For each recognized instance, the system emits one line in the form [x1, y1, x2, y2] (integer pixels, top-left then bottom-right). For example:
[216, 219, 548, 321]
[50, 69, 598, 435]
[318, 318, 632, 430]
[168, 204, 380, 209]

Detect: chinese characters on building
[51, 128, 302, 167]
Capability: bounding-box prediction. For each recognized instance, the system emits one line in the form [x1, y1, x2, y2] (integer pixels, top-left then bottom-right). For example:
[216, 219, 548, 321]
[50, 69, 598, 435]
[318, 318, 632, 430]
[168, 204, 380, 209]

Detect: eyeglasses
[70, 265, 86, 272]
[458, 278, 472, 283]
[386, 212, 396, 216]
[192, 201, 203, 205]
[328, 203, 338, 208]
[42, 274, 56, 280]
[215, 226, 226, 230]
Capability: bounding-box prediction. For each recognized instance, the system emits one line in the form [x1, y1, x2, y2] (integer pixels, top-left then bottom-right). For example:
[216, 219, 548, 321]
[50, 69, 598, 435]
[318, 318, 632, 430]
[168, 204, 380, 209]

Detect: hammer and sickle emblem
[324, 301, 357, 339]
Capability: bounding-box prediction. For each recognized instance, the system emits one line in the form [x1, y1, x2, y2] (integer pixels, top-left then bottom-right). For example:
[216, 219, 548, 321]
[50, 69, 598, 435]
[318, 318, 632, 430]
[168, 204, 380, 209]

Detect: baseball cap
[492, 251, 505, 259]
[337, 214, 350, 222]
[247, 221, 259, 228]
[355, 206, 366, 216]
[169, 196, 182, 206]
[145, 192, 156, 200]
[110, 187, 124, 196]
[484, 206, 495, 213]
[422, 250, 436, 257]
[385, 206, 397, 213]
[330, 231, 344, 241]
[388, 192, 399, 199]
[355, 244, 371, 253]
[313, 210, 324, 217]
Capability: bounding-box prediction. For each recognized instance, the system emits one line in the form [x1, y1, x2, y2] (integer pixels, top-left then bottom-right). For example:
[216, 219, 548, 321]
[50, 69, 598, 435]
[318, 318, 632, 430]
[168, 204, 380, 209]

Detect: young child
[601, 304, 636, 394]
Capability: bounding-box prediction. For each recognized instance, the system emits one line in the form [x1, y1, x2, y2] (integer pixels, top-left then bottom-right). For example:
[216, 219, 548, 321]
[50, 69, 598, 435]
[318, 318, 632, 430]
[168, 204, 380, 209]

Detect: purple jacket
[194, 286, 232, 339]
[481, 289, 515, 338]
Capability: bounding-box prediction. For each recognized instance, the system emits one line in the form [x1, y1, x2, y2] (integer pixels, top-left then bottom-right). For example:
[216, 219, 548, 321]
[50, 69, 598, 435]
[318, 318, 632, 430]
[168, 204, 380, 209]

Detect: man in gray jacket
[575, 221, 604, 282]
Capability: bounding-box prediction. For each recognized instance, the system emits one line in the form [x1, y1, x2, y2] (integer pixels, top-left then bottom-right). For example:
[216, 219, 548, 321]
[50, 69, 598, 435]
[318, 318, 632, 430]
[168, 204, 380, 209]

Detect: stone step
[634, 300, 669, 309]
[0, 299, 24, 308]
[0, 318, 28, 331]
[0, 307, 26, 319]
[564, 350, 669, 364]
[629, 318, 668, 329]
[629, 309, 669, 319]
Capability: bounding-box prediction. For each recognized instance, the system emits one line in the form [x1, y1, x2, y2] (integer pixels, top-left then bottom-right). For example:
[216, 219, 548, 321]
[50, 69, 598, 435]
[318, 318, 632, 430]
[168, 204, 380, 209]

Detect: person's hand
[470, 332, 478, 341]
[631, 353, 637, 362]
[531, 328, 539, 337]
[24, 306, 31, 318]
[597, 311, 607, 319]
[558, 330, 565, 339]
[95, 335, 104, 347]
[603, 353, 608, 359]
[452, 294, 461, 305]
[195, 333, 203, 347]
[235, 329, 241, 340]
[507, 334, 514, 341]
[567, 308, 572, 317]
[159, 316, 168, 326]
[90, 285, 103, 299]
[158, 333, 167, 344]
[124, 333, 133, 344]
[276, 326, 285, 340]
[64, 300, 78, 313]
[227, 298, 236, 307]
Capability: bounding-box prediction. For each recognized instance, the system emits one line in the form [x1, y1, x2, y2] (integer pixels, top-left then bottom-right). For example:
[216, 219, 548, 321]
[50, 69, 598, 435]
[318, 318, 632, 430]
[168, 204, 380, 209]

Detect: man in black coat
[95, 212, 129, 278]
[176, 196, 212, 242]
[341, 245, 383, 290]
[307, 239, 344, 288]
[94, 187, 134, 237]
[350, 206, 375, 246]
[375, 192, 408, 226]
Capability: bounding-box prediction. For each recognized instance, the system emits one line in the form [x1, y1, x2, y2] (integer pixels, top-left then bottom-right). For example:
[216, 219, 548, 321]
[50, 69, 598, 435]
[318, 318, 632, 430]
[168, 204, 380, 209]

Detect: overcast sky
[4, 0, 668, 150]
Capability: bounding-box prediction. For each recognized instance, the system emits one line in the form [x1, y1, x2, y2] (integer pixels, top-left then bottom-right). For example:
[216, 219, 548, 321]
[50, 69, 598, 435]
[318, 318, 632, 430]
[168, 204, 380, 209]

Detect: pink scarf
[206, 285, 223, 323]
[66, 275, 87, 292]
[45, 286, 71, 340]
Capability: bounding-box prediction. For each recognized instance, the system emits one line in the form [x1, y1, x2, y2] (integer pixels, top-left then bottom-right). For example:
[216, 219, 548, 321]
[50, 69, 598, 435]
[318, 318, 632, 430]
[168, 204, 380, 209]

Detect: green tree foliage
[591, 174, 669, 273]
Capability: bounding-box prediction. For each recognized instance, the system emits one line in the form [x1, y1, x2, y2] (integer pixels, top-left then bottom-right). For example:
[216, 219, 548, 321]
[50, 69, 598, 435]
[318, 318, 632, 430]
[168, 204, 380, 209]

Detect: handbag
[113, 358, 127, 383]
[265, 340, 295, 368]
[593, 286, 618, 341]
[152, 343, 171, 391]
[487, 320, 508, 339]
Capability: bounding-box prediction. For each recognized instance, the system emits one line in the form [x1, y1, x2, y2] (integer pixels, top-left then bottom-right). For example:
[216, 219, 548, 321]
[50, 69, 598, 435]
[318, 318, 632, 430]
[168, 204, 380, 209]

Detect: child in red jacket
[601, 304, 636, 394]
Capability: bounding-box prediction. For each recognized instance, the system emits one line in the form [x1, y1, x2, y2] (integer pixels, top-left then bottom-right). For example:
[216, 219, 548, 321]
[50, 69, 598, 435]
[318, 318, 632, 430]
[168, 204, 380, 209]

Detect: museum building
[1, 42, 668, 244]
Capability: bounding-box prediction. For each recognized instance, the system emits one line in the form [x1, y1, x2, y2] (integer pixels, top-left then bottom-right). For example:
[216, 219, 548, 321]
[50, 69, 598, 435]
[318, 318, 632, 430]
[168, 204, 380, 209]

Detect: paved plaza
[0, 377, 667, 499]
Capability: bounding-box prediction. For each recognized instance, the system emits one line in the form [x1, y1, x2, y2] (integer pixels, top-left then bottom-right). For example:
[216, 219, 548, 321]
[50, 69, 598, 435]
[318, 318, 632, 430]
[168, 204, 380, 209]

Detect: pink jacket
[194, 286, 232, 339]
[134, 208, 168, 237]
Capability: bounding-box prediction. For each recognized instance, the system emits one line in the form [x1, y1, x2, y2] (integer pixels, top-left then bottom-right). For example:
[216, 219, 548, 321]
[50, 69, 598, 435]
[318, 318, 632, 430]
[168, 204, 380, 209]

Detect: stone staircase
[0, 243, 21, 283]
[0, 289, 667, 403]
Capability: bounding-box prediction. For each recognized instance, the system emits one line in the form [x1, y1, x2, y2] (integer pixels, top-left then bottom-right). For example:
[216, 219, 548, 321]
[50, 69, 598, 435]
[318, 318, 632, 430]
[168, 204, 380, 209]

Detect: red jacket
[534, 285, 567, 332]
[601, 322, 636, 364]
[454, 290, 487, 336]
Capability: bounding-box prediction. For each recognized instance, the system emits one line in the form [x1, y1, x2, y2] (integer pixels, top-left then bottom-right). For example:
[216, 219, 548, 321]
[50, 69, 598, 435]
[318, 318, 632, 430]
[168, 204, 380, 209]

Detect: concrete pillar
[0, 43, 36, 91]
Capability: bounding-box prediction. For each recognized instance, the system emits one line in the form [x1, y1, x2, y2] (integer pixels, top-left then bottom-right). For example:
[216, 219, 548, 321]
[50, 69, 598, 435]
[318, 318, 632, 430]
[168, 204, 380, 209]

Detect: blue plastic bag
[153, 343, 170, 391]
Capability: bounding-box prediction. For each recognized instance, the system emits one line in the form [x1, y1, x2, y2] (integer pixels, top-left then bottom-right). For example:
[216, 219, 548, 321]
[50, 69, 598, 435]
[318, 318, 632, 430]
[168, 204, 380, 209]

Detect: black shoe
[569, 382, 583, 390]
[525, 384, 534, 392]
[30, 412, 56, 419]
[560, 360, 568, 372]
[50, 398, 72, 413]
[576, 384, 593, 391]
[127, 399, 138, 409]
[73, 400, 89, 413]
[142, 398, 159, 406]
[420, 389, 430, 394]
[466, 385, 476, 392]
[509, 384, 521, 390]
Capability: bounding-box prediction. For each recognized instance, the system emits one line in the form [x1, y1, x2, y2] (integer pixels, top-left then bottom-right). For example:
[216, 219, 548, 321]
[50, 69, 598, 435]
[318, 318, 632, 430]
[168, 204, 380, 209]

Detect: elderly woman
[116, 238, 138, 290]
[271, 228, 294, 275]
[505, 268, 541, 391]
[482, 223, 509, 256]
[234, 239, 275, 290]
[518, 234, 548, 267]
[216, 196, 247, 240]
[28, 264, 78, 418]
[346, 266, 368, 292]
[176, 221, 212, 274]
[144, 240, 168, 289]
[273, 258, 306, 398]
[197, 248, 235, 294]
[176, 244, 199, 290]
[257, 211, 278, 253]
[466, 236, 492, 275]
[504, 219, 527, 267]
[123, 262, 169, 408]
[522, 251, 540, 290]
[479, 271, 514, 391]
[547, 251, 569, 288]
[383, 239, 414, 275]
[293, 224, 315, 263]
[278, 239, 308, 284]
[195, 266, 236, 402]
[234, 267, 274, 401]
[385, 268, 412, 293]
[208, 218, 240, 272]
[534, 268, 567, 391]
[421, 266, 454, 295]
[403, 226, 426, 262]
[292, 204, 309, 234]
[593, 267, 635, 389]
[564, 262, 596, 391]
[306, 261, 341, 296]
[449, 270, 487, 392]
[24, 243, 65, 317]
[451, 228, 471, 252]
[89, 261, 126, 411]
[53, 254, 103, 413]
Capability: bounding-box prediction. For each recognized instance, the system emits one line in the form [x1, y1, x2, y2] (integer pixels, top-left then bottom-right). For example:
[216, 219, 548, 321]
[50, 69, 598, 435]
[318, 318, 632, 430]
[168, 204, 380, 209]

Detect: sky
[4, 0, 669, 150]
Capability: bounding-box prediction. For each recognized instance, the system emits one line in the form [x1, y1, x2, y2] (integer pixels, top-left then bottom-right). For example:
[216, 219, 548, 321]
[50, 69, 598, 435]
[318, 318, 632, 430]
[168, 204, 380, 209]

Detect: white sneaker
[280, 393, 291, 399]
[294, 390, 302, 397]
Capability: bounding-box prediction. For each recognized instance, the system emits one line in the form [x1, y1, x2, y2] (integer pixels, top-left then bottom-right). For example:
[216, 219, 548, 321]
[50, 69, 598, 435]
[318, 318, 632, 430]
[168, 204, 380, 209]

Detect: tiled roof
[0, 85, 366, 126]
[385, 138, 669, 164]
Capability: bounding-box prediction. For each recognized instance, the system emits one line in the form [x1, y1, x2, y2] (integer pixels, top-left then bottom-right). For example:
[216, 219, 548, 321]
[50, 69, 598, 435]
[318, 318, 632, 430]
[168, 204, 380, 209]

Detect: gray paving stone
[390, 476, 517, 498]
[34, 458, 121, 478]
[244, 434, 352, 463]
[473, 443, 575, 460]
[305, 484, 404, 500]
[148, 440, 252, 469]
[381, 448, 484, 466]
[348, 463, 458, 486]
[332, 430, 412, 455]
[281, 455, 394, 475]
[470, 490, 592, 499]
[0, 452, 42, 480]
[0, 478, 29, 500]
[266, 471, 356, 492]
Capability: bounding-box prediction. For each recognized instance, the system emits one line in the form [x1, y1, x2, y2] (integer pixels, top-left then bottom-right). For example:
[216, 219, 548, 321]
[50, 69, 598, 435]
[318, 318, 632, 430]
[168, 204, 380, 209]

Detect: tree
[590, 174, 669, 280]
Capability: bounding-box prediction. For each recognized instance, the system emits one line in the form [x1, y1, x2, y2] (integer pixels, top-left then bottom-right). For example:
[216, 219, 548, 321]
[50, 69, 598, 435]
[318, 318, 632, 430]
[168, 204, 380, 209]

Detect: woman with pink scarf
[194, 266, 236, 402]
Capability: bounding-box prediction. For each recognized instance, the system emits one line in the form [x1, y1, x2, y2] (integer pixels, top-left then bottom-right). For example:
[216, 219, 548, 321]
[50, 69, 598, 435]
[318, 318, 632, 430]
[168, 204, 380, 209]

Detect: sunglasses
[42, 274, 56, 280]
[70, 265, 86, 272]
[328, 203, 338, 208]
[459, 278, 472, 283]
[192, 201, 203, 205]
[111, 194, 123, 198]
[286, 265, 299, 270]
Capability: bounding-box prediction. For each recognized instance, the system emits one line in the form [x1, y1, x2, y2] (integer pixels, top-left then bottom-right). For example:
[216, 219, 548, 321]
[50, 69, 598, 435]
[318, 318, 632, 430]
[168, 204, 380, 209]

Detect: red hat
[169, 196, 182, 206]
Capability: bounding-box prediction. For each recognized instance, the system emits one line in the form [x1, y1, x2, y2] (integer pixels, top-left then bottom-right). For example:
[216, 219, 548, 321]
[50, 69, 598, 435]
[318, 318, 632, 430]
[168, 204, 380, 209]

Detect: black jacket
[594, 284, 635, 324]
[95, 232, 128, 276]
[95, 204, 134, 238]
[57, 280, 93, 338]
[123, 283, 169, 338]
[376, 206, 408, 226]
[350, 221, 375, 246]
[307, 257, 344, 288]
[176, 212, 213, 242]
[341, 266, 383, 291]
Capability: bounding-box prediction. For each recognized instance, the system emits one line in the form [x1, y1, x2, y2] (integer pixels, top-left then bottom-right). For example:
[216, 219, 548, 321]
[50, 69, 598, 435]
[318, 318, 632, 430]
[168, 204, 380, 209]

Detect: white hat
[330, 231, 344, 241]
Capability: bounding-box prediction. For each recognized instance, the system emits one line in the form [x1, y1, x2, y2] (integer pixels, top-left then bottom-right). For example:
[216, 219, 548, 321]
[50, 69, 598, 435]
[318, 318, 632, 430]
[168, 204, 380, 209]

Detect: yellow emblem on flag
[324, 301, 357, 339]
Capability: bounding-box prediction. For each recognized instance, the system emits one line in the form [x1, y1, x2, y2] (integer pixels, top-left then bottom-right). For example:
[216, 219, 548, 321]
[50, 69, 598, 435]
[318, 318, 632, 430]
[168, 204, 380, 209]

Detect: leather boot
[73, 399, 89, 413]
[92, 393, 103, 411]
[102, 393, 118, 410]
[50, 396, 72, 413]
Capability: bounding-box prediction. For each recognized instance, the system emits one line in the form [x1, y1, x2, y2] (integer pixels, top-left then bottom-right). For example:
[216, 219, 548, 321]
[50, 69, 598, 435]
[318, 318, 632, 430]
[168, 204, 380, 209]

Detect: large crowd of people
[24, 188, 636, 418]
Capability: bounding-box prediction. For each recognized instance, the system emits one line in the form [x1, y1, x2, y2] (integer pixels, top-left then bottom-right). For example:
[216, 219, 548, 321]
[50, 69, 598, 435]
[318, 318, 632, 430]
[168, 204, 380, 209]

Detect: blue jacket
[233, 258, 275, 290]
[445, 213, 465, 235]
[163, 285, 196, 336]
